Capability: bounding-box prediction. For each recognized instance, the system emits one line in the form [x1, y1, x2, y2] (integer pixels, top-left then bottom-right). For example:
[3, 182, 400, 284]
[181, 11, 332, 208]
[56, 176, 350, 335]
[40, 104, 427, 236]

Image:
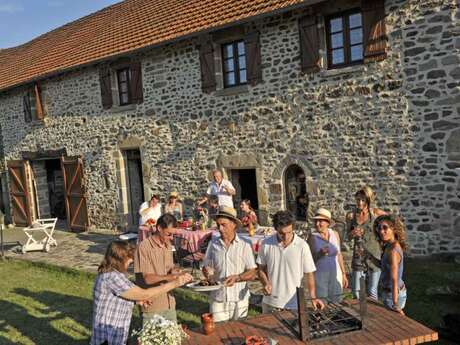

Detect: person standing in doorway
[206, 168, 236, 208]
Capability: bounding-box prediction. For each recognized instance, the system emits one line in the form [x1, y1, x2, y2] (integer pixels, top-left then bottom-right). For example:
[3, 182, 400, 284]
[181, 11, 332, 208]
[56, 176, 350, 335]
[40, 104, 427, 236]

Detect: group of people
[90, 167, 407, 345]
[138, 168, 258, 231]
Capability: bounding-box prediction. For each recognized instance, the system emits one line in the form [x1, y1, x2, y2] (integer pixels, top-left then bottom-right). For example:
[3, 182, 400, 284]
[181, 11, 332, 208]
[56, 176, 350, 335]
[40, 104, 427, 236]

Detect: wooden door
[7, 160, 32, 226]
[61, 156, 89, 232]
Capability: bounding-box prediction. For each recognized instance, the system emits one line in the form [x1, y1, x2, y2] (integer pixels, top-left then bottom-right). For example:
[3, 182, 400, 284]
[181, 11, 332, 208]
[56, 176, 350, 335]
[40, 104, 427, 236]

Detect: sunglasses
[378, 224, 391, 231]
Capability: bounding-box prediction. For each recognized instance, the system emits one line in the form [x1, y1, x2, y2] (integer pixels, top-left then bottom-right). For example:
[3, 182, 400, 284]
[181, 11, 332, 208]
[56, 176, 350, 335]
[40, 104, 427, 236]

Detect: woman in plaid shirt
[91, 241, 191, 345]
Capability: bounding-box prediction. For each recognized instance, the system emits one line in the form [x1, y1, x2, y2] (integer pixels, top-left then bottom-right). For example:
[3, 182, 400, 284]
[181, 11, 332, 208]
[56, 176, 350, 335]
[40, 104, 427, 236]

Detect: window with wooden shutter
[199, 38, 217, 93]
[222, 40, 247, 88]
[326, 10, 364, 68]
[23, 83, 45, 122]
[362, 0, 387, 62]
[117, 68, 132, 106]
[245, 31, 262, 86]
[130, 61, 143, 104]
[299, 15, 320, 73]
[23, 93, 32, 123]
[99, 67, 113, 109]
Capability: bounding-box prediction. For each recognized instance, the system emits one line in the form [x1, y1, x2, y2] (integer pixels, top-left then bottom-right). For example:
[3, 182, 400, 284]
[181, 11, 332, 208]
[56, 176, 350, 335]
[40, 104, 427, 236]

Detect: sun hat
[212, 206, 242, 225]
[169, 191, 179, 198]
[311, 208, 332, 223]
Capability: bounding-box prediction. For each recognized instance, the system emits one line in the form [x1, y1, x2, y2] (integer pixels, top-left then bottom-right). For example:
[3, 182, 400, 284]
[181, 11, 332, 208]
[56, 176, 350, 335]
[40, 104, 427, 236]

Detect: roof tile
[0, 0, 308, 92]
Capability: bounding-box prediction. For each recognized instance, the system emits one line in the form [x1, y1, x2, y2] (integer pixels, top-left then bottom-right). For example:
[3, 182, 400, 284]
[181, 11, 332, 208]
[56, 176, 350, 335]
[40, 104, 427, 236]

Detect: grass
[0, 257, 458, 344]
[0, 259, 257, 344]
[403, 257, 460, 345]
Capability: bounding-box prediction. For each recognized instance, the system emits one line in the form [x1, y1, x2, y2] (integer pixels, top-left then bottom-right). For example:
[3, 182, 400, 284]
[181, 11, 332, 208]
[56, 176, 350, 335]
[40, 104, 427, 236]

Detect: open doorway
[124, 149, 144, 228]
[229, 168, 259, 213]
[29, 159, 67, 220]
[46, 159, 66, 219]
[284, 164, 308, 221]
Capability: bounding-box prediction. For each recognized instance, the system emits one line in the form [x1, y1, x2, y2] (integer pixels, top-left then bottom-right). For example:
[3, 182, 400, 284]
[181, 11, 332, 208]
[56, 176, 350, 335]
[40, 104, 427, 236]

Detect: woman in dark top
[346, 186, 386, 300]
[375, 215, 407, 315]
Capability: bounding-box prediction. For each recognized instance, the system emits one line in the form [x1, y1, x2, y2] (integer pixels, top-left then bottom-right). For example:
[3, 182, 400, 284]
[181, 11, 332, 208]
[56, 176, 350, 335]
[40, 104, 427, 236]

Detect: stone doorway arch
[271, 156, 318, 223]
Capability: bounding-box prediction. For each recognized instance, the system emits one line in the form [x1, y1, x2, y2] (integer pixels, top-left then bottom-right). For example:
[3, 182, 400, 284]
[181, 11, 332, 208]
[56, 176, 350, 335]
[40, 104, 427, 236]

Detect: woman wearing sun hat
[346, 186, 386, 300]
[164, 191, 183, 221]
[308, 208, 348, 303]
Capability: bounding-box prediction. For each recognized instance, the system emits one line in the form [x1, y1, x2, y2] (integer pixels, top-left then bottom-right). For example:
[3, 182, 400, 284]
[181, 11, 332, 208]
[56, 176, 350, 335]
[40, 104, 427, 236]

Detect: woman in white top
[139, 194, 162, 226]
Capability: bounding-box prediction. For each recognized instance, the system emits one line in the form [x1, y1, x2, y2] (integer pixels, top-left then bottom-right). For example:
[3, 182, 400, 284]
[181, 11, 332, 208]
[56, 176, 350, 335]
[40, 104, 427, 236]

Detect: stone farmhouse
[0, 0, 458, 254]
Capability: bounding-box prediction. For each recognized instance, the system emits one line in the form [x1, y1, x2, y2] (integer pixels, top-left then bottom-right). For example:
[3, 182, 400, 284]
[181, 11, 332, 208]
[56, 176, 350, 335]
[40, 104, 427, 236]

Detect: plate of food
[186, 279, 223, 292]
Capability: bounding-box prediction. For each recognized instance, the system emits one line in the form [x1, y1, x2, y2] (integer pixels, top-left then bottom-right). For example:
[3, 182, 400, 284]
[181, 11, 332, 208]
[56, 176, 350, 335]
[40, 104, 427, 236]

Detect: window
[23, 84, 44, 122]
[222, 40, 247, 88]
[117, 68, 132, 106]
[326, 11, 363, 68]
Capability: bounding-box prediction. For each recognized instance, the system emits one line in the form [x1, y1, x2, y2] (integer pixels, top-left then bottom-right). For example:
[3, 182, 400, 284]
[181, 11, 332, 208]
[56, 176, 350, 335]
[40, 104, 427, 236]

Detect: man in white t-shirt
[257, 210, 325, 313]
[139, 194, 162, 226]
[206, 169, 236, 208]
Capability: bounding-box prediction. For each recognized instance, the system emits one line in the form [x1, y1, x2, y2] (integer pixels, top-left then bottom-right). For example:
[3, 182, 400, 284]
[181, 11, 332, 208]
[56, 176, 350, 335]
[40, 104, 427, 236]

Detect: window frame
[326, 9, 364, 69]
[221, 40, 247, 88]
[117, 67, 132, 106]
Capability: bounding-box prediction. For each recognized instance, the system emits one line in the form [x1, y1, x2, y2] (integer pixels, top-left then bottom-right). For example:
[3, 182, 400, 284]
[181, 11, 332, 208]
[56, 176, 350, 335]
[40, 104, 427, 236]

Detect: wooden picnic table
[183, 300, 438, 345]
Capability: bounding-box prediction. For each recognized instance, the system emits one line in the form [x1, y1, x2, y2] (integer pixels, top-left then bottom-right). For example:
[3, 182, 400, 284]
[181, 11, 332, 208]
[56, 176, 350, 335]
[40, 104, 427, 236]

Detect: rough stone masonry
[0, 0, 458, 255]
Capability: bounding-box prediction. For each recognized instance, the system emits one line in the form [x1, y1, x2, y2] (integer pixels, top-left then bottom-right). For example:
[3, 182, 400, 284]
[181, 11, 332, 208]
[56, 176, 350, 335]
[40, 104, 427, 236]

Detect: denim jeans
[382, 287, 407, 310]
[351, 270, 381, 300]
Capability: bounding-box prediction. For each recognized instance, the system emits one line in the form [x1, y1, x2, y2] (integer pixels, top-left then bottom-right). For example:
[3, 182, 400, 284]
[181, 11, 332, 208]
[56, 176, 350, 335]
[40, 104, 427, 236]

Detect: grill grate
[280, 302, 363, 340]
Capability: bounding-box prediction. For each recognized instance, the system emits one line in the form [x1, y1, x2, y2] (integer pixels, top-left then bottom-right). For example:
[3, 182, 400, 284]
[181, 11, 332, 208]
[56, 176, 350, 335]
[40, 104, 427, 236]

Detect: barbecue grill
[276, 277, 367, 342]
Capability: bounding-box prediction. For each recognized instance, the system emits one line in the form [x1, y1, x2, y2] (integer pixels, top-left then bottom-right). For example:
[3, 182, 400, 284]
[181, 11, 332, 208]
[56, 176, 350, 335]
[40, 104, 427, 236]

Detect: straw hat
[169, 191, 179, 199]
[311, 208, 332, 223]
[212, 206, 241, 225]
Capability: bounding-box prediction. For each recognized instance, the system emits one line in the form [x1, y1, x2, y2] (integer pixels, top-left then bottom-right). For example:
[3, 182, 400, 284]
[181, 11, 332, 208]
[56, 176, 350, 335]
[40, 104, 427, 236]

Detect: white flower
[133, 315, 189, 345]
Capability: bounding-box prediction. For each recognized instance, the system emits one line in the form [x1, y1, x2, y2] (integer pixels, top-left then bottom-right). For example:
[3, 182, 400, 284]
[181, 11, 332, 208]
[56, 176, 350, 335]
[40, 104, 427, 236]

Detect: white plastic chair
[22, 218, 58, 253]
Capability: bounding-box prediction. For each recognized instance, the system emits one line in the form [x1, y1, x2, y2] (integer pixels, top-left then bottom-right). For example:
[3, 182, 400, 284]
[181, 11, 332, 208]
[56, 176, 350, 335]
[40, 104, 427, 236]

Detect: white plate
[186, 281, 223, 292]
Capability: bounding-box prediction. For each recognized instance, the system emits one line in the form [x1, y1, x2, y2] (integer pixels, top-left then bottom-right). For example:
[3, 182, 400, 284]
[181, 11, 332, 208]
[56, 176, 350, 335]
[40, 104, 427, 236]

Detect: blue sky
[0, 0, 121, 48]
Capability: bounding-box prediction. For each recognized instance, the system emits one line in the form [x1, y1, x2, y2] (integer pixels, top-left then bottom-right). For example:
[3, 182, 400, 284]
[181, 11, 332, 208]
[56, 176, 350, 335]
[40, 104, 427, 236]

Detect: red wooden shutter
[7, 160, 32, 226]
[34, 83, 45, 120]
[299, 15, 320, 73]
[245, 30, 262, 86]
[23, 94, 32, 123]
[61, 156, 90, 232]
[199, 38, 216, 93]
[130, 61, 143, 104]
[362, 0, 387, 62]
[99, 67, 113, 109]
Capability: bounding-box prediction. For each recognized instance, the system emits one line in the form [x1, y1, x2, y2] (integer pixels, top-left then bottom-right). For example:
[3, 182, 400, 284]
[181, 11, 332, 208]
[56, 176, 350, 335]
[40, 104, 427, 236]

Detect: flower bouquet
[145, 218, 156, 226]
[134, 315, 188, 345]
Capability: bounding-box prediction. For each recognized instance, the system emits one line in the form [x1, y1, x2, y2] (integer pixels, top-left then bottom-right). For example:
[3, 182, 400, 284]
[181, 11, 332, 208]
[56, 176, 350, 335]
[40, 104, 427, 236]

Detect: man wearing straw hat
[257, 210, 324, 313]
[202, 206, 257, 322]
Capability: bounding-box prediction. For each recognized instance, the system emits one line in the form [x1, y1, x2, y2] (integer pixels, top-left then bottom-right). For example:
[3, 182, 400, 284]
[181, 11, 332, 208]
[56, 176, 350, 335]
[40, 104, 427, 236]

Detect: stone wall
[0, 0, 458, 254]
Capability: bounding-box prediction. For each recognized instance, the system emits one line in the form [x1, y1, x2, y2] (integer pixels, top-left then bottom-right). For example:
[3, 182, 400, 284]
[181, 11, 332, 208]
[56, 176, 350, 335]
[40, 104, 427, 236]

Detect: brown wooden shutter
[99, 67, 113, 109]
[7, 160, 32, 226]
[299, 15, 320, 73]
[245, 30, 262, 86]
[362, 0, 387, 62]
[130, 61, 143, 104]
[61, 156, 89, 232]
[34, 83, 44, 120]
[199, 38, 216, 93]
[23, 94, 32, 123]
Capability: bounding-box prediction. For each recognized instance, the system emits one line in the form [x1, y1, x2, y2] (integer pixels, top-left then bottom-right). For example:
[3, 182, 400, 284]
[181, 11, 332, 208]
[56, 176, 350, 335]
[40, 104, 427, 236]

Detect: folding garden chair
[22, 218, 58, 253]
[173, 235, 205, 274]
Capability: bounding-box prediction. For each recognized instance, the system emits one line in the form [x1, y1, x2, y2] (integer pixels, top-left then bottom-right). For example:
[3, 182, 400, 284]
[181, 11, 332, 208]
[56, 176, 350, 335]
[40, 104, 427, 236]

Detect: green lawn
[0, 257, 458, 344]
